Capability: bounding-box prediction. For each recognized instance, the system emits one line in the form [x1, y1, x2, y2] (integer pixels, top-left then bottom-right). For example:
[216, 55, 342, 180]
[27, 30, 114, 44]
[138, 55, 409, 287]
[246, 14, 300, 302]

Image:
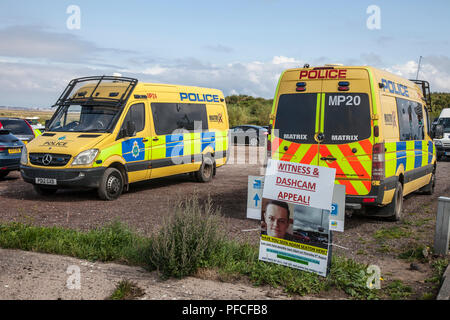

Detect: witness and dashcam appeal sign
[259, 160, 336, 277]
[263, 159, 336, 211]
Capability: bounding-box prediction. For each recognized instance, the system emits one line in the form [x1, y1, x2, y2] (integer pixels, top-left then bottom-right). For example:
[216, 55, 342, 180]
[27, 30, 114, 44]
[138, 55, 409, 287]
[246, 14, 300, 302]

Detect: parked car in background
[0, 118, 35, 144]
[230, 125, 268, 146]
[25, 117, 45, 136]
[0, 129, 25, 179]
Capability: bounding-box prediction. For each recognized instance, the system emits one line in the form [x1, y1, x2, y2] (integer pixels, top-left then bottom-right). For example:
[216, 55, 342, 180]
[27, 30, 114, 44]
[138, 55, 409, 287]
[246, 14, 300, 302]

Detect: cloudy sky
[0, 0, 449, 107]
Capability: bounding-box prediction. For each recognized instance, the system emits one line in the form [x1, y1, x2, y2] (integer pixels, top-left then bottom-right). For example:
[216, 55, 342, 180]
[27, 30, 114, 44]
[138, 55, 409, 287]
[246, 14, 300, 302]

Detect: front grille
[443, 143, 450, 148]
[22, 168, 80, 180]
[29, 153, 72, 167]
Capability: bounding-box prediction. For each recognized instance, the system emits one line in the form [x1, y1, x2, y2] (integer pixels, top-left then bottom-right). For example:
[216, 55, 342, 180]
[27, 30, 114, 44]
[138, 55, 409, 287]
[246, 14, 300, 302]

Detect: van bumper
[345, 176, 398, 208]
[20, 165, 106, 189]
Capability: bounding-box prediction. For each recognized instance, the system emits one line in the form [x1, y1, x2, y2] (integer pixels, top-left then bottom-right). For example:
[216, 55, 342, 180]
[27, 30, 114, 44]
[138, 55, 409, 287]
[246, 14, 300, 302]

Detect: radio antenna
[416, 56, 423, 80]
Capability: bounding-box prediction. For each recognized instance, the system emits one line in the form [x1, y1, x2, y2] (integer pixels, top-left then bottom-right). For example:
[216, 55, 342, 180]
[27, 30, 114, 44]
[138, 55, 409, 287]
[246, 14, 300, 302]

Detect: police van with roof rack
[20, 76, 229, 200]
[267, 65, 441, 221]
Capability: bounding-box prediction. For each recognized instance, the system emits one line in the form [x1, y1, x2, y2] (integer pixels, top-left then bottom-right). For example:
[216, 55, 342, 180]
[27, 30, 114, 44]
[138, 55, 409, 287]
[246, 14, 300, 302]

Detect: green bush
[148, 194, 224, 278]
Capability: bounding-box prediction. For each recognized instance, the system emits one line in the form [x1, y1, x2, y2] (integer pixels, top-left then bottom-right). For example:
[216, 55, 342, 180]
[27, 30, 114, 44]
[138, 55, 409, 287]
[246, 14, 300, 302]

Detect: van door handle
[321, 156, 337, 161]
[142, 138, 149, 143]
[153, 137, 159, 142]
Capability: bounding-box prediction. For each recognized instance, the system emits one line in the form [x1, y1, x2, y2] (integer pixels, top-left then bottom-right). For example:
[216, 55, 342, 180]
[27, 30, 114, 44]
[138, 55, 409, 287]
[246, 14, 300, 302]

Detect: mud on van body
[268, 66, 436, 220]
[20, 76, 229, 200]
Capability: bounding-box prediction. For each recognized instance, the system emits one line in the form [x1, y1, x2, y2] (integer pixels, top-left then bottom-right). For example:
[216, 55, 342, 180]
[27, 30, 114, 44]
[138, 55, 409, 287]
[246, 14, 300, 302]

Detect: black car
[0, 130, 25, 179]
[230, 125, 268, 146]
[0, 117, 35, 144]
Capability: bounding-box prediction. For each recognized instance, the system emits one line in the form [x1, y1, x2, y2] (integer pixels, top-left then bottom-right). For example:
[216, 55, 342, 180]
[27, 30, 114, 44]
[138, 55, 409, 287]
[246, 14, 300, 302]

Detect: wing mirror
[433, 124, 444, 139]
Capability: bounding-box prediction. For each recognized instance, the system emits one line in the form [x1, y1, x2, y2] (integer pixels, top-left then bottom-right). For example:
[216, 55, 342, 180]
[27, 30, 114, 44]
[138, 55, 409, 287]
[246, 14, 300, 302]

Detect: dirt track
[1, 145, 449, 299]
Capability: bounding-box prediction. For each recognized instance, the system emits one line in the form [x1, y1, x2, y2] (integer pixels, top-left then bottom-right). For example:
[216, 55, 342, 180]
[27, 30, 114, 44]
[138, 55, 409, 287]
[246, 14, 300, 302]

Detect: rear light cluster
[24, 120, 35, 138]
[0, 146, 6, 153]
[372, 143, 385, 181]
[338, 81, 350, 91]
[296, 82, 307, 92]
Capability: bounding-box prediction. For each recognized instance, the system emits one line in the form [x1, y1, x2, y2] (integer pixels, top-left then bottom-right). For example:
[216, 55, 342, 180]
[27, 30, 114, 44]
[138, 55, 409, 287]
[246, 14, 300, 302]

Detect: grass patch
[109, 280, 145, 300]
[373, 226, 412, 241]
[385, 280, 413, 300]
[398, 245, 428, 262]
[0, 221, 151, 265]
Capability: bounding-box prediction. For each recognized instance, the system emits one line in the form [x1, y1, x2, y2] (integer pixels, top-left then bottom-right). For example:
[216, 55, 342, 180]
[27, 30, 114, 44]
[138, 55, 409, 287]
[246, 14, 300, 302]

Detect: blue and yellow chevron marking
[166, 134, 184, 158]
[201, 132, 216, 152]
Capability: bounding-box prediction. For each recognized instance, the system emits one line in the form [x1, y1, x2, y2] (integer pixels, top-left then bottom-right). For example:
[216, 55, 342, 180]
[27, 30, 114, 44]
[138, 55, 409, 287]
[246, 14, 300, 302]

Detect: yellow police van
[20, 76, 229, 200]
[268, 65, 439, 220]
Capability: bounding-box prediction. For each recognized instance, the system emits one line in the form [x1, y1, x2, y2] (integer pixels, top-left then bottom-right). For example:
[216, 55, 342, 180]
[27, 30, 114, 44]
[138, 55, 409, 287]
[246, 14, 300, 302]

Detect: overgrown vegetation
[431, 92, 450, 119]
[148, 194, 224, 279]
[226, 95, 272, 127]
[0, 196, 380, 300]
[0, 222, 151, 265]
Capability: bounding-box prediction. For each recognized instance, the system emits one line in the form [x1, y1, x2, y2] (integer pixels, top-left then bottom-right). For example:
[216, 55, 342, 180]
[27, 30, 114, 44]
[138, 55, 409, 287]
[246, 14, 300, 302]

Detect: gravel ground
[0, 146, 449, 299]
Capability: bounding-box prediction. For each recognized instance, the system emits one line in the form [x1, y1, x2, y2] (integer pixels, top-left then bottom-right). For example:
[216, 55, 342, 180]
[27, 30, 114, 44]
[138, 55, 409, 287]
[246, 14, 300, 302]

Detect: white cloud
[272, 56, 300, 65]
[387, 57, 450, 92]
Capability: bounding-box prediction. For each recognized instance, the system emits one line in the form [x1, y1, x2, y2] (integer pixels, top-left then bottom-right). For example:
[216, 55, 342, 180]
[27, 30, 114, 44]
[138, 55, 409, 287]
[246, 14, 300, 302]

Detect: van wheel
[195, 156, 214, 183]
[383, 182, 404, 221]
[98, 168, 124, 201]
[421, 171, 436, 195]
[33, 185, 58, 196]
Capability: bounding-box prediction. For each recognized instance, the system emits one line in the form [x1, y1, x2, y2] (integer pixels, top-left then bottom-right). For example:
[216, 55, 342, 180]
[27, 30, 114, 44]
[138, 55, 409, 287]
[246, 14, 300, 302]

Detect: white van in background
[434, 108, 450, 160]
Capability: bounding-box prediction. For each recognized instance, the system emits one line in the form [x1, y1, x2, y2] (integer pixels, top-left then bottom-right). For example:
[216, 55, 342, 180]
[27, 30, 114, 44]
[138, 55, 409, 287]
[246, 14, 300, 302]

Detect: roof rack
[55, 76, 139, 107]
[409, 79, 432, 112]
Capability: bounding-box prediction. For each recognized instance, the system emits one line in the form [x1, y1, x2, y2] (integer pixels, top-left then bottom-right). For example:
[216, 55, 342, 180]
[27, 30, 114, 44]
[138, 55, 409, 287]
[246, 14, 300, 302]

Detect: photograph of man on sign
[261, 198, 330, 249]
[261, 199, 294, 240]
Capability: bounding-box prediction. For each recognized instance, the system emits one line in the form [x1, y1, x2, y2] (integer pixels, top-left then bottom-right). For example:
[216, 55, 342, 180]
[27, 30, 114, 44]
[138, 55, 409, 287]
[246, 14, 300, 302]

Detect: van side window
[151, 103, 208, 135]
[121, 103, 145, 133]
[396, 98, 424, 141]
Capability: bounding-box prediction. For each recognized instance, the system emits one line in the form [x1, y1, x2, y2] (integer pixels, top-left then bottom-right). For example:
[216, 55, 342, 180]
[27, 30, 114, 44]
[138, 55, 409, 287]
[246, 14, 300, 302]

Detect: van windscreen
[322, 93, 371, 144]
[274, 93, 317, 144]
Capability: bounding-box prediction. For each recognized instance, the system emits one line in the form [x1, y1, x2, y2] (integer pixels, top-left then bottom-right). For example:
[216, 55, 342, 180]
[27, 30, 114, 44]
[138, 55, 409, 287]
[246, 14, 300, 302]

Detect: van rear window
[274, 93, 317, 144]
[322, 93, 371, 144]
[0, 119, 33, 135]
[151, 103, 208, 135]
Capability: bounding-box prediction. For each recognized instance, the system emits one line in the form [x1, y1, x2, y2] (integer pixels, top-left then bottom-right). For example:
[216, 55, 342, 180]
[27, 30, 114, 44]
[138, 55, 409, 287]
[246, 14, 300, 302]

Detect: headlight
[20, 145, 28, 165]
[434, 140, 443, 146]
[72, 149, 99, 166]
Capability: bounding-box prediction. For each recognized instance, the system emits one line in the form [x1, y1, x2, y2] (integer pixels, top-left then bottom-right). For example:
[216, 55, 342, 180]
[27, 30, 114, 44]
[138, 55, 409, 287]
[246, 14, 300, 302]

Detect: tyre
[420, 170, 436, 195]
[195, 155, 214, 183]
[249, 137, 259, 147]
[0, 171, 9, 180]
[97, 168, 124, 201]
[33, 185, 58, 196]
[381, 182, 404, 221]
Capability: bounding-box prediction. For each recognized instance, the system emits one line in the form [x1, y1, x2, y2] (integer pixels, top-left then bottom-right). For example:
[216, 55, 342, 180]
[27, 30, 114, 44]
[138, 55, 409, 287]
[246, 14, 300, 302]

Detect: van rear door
[272, 68, 374, 196]
[318, 73, 373, 196]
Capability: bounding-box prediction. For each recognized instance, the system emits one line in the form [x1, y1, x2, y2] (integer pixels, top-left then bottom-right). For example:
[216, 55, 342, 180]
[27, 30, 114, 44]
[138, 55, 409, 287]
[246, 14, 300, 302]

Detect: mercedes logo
[42, 154, 53, 166]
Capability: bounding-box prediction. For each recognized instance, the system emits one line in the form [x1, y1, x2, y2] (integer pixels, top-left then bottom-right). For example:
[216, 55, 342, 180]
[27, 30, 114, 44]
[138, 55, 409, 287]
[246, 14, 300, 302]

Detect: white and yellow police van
[268, 65, 439, 220]
[20, 76, 229, 200]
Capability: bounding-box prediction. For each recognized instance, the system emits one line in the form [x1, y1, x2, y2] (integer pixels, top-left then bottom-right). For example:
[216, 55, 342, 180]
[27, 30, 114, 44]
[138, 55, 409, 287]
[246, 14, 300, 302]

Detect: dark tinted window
[151, 103, 208, 135]
[121, 103, 145, 133]
[323, 93, 371, 144]
[0, 119, 33, 135]
[396, 98, 424, 141]
[274, 93, 317, 144]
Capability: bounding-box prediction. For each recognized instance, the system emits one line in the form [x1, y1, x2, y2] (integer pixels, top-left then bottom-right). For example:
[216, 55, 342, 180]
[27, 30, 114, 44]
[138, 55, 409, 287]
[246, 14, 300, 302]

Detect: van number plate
[35, 178, 57, 186]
